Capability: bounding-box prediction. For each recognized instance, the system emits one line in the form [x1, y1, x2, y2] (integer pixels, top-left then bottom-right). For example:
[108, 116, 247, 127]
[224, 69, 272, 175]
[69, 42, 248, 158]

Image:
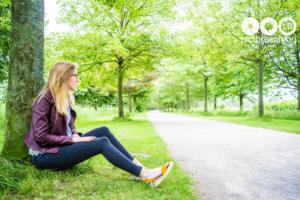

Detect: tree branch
[267, 52, 296, 77]
[79, 60, 117, 72]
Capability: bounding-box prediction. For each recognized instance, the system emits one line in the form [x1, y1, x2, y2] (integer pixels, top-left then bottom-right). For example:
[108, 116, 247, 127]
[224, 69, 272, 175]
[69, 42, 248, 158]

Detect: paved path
[147, 111, 300, 200]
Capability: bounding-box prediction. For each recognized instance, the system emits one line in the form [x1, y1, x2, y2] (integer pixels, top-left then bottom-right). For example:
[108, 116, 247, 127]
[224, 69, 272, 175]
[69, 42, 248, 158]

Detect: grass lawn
[0, 107, 197, 199]
[174, 111, 300, 135]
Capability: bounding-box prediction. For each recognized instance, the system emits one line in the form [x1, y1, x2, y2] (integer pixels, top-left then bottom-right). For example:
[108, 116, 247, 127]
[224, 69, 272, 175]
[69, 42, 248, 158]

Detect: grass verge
[173, 110, 300, 135]
[0, 108, 197, 200]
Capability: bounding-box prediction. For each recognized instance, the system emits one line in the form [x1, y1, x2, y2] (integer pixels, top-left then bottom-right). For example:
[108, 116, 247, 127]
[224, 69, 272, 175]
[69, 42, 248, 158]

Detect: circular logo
[260, 17, 277, 36]
[279, 17, 297, 36]
[241, 17, 259, 35]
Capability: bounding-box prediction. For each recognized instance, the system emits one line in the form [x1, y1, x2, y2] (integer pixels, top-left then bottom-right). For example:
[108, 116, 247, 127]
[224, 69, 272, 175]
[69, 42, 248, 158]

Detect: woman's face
[68, 69, 79, 91]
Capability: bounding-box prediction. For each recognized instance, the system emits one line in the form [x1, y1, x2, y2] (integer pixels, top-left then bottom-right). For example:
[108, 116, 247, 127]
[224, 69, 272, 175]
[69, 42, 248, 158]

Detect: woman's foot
[139, 162, 170, 182]
[151, 161, 173, 187]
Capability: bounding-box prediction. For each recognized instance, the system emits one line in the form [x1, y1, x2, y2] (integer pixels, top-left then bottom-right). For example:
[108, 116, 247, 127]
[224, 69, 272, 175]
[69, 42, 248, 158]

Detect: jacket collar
[45, 91, 55, 105]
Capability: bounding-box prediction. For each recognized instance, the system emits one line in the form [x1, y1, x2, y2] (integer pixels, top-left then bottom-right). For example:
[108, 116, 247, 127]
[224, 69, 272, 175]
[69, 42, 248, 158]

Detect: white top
[29, 148, 44, 156]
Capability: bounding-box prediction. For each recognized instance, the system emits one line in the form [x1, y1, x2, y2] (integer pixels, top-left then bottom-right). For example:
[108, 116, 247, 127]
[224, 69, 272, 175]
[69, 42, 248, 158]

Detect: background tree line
[0, 0, 299, 159]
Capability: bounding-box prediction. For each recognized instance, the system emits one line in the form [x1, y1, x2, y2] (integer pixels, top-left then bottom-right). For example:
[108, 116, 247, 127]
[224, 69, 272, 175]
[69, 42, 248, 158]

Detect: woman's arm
[32, 96, 73, 147]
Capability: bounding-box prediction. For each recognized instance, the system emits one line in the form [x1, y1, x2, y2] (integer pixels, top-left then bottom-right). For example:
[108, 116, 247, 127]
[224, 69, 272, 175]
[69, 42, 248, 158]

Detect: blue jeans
[31, 126, 142, 177]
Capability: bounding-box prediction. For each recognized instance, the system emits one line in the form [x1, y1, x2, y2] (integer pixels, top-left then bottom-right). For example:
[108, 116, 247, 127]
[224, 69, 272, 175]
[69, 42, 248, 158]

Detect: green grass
[174, 110, 300, 135]
[0, 106, 197, 200]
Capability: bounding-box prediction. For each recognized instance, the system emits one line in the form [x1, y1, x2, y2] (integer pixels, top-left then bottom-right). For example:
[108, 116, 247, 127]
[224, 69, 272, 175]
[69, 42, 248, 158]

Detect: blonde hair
[34, 61, 78, 116]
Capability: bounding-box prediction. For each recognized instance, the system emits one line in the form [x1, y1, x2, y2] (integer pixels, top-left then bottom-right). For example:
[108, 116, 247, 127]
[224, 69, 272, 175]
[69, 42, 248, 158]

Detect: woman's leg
[82, 126, 134, 161]
[33, 137, 142, 176]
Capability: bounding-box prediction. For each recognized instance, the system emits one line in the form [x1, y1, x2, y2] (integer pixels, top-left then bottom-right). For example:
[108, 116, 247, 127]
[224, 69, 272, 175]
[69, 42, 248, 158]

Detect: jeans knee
[97, 136, 110, 145]
[96, 137, 111, 152]
[100, 125, 109, 132]
[101, 126, 113, 136]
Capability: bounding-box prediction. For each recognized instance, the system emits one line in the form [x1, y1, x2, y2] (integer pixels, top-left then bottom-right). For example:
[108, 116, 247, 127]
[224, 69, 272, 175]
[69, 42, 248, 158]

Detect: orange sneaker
[142, 161, 173, 187]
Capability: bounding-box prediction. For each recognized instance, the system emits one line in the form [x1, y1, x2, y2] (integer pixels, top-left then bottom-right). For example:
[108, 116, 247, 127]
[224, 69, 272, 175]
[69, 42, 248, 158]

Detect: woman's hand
[72, 134, 80, 138]
[72, 136, 96, 143]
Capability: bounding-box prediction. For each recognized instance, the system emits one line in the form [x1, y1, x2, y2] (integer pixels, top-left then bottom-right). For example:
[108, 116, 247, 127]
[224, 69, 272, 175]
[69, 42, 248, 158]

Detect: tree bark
[133, 96, 137, 112]
[128, 89, 132, 112]
[118, 63, 124, 117]
[2, 0, 44, 159]
[295, 31, 300, 111]
[186, 83, 190, 111]
[204, 77, 208, 112]
[258, 47, 264, 117]
[239, 94, 244, 112]
[214, 95, 217, 111]
[297, 77, 300, 112]
[257, 0, 264, 117]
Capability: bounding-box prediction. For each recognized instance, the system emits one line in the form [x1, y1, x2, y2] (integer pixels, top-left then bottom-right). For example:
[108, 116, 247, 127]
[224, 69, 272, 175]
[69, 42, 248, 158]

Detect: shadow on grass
[0, 156, 93, 193]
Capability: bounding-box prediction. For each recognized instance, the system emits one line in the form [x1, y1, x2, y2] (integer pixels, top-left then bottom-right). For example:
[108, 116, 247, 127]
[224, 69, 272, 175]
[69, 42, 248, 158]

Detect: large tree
[1, 0, 44, 159]
[267, 30, 300, 111]
[56, 0, 174, 117]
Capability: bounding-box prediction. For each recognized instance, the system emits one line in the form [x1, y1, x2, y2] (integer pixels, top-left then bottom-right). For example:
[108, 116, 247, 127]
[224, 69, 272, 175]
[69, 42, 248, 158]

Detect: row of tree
[153, 0, 299, 116]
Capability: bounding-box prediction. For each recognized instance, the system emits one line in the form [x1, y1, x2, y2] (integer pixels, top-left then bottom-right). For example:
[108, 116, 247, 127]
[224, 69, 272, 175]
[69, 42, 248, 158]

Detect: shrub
[265, 100, 297, 111]
[135, 102, 145, 112]
[253, 100, 300, 120]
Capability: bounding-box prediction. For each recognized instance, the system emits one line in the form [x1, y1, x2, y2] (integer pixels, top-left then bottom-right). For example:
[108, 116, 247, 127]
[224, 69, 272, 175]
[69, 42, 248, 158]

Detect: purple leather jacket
[24, 91, 82, 153]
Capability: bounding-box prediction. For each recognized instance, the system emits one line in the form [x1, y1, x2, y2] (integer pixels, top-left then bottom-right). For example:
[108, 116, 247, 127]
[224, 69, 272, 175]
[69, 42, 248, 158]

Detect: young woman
[24, 61, 173, 187]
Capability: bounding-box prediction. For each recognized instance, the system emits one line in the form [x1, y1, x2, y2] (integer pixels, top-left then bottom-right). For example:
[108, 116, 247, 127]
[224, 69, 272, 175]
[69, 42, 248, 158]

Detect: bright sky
[45, 0, 70, 33]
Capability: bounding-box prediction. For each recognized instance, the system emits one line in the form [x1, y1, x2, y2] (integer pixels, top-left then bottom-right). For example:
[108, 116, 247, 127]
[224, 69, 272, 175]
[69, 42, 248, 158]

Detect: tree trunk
[204, 77, 208, 112]
[258, 47, 264, 117]
[128, 89, 132, 112]
[257, 0, 264, 117]
[298, 76, 300, 111]
[133, 96, 137, 112]
[193, 100, 195, 111]
[186, 83, 190, 111]
[214, 95, 217, 111]
[2, 0, 44, 159]
[239, 94, 244, 112]
[295, 31, 300, 111]
[118, 63, 124, 117]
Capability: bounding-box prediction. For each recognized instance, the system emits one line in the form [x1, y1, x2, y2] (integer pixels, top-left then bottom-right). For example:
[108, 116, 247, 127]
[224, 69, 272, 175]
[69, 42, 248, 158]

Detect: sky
[45, 0, 70, 33]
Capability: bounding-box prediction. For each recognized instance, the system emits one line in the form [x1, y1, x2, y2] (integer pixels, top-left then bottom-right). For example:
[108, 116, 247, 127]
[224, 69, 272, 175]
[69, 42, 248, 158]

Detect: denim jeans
[31, 126, 142, 177]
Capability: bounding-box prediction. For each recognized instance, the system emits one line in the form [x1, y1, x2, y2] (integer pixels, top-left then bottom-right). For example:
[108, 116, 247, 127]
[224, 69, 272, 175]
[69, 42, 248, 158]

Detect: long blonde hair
[34, 61, 78, 116]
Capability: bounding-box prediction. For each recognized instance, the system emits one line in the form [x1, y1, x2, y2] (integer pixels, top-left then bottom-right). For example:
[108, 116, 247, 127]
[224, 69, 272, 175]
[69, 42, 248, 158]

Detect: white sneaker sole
[151, 161, 173, 187]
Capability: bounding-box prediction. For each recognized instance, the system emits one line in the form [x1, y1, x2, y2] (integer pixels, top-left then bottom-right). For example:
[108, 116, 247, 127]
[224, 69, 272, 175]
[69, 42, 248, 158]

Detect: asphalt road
[147, 110, 300, 200]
